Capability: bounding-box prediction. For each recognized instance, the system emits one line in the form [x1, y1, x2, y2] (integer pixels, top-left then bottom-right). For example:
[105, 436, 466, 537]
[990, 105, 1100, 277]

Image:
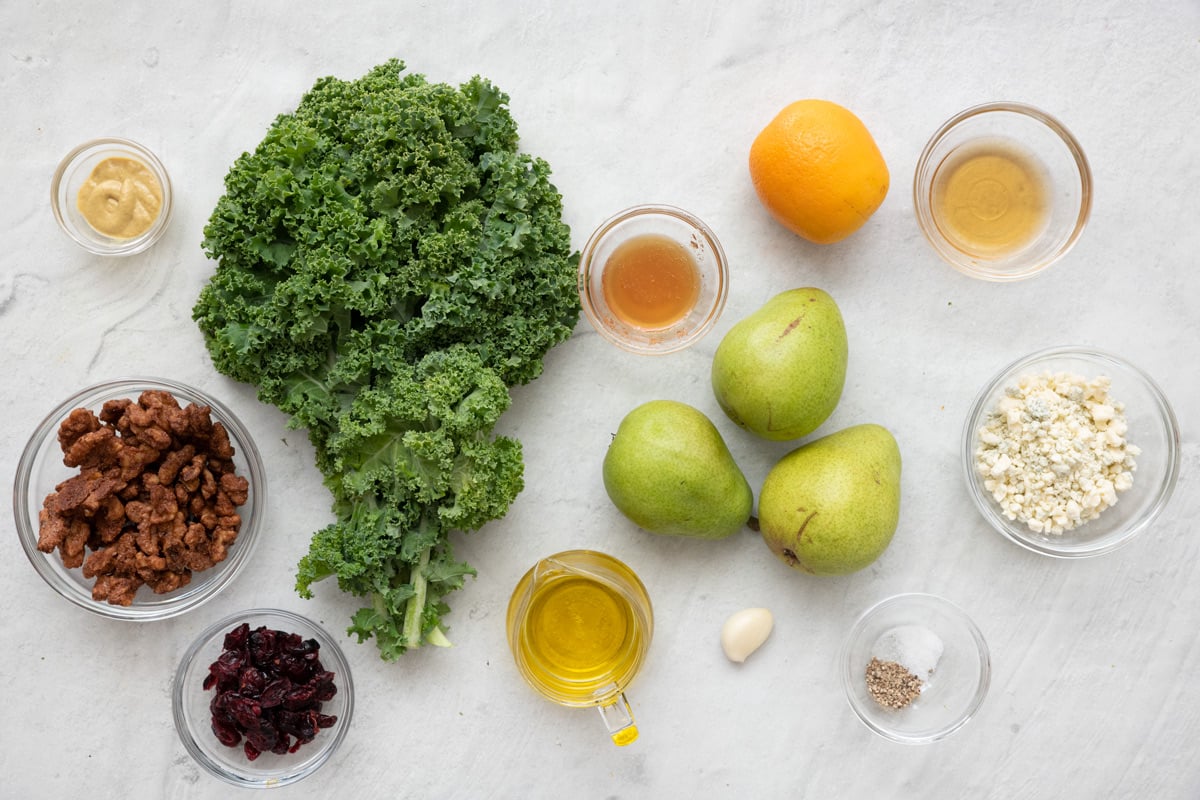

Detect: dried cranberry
[248, 628, 279, 667]
[223, 622, 250, 651]
[277, 709, 318, 741]
[313, 677, 337, 702]
[227, 695, 262, 729]
[239, 666, 267, 695]
[212, 720, 241, 748]
[258, 678, 291, 709]
[203, 622, 339, 761]
[283, 685, 316, 710]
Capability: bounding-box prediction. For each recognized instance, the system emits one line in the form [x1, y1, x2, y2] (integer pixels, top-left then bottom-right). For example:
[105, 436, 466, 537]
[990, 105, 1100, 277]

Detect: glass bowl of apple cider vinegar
[506, 550, 653, 746]
[914, 102, 1092, 282]
[578, 204, 729, 354]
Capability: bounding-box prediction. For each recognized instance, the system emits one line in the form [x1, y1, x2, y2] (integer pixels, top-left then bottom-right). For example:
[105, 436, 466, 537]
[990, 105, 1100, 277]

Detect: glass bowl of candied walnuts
[13, 377, 265, 620]
[173, 608, 354, 788]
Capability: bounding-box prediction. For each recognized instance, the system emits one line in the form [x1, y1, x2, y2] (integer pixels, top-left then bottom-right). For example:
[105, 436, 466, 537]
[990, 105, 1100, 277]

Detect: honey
[932, 138, 1049, 257]
[601, 233, 701, 329]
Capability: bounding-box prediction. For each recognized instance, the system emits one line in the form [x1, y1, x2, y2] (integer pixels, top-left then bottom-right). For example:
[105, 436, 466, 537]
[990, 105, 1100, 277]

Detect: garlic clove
[720, 607, 774, 663]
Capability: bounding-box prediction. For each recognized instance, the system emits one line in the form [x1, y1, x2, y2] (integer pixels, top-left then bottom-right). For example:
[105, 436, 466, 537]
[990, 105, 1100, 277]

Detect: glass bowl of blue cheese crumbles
[962, 346, 1180, 558]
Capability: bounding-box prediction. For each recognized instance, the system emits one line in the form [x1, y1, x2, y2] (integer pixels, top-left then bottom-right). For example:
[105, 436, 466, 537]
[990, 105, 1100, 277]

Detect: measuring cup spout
[597, 692, 639, 746]
[532, 556, 609, 588]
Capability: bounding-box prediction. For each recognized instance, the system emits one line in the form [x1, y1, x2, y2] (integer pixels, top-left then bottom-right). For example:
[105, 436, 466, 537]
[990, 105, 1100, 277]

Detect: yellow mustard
[75, 157, 163, 239]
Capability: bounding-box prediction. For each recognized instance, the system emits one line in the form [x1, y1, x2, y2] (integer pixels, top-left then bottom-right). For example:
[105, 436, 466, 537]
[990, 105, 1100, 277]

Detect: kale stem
[403, 544, 432, 648]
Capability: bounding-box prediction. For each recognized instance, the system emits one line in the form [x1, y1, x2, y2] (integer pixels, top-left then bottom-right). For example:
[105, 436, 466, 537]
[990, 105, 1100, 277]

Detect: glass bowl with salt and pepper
[841, 593, 990, 744]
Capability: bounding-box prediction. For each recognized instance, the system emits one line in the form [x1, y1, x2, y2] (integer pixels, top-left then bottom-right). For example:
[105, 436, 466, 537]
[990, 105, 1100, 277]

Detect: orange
[748, 99, 890, 244]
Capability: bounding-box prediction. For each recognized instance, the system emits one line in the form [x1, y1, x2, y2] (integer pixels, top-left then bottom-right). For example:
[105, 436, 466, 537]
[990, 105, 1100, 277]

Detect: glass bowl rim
[960, 345, 1181, 558]
[840, 592, 991, 744]
[912, 100, 1093, 282]
[12, 375, 266, 620]
[577, 202, 730, 355]
[171, 607, 355, 789]
[50, 136, 174, 256]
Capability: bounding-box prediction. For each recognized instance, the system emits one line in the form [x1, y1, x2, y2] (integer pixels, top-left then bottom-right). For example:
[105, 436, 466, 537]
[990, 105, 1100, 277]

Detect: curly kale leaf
[193, 59, 578, 660]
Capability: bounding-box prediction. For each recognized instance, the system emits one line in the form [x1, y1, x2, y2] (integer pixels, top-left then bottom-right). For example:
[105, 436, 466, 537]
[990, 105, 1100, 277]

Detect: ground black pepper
[865, 657, 923, 709]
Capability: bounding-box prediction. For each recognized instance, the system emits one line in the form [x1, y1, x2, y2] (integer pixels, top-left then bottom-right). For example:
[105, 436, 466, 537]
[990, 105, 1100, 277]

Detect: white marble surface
[3, 2, 1199, 798]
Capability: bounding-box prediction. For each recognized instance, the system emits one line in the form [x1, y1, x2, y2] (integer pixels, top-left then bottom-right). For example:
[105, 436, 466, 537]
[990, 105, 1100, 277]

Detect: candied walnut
[220, 473, 250, 506]
[37, 507, 69, 553]
[92, 573, 140, 606]
[36, 391, 251, 606]
[60, 519, 91, 567]
[145, 570, 190, 594]
[47, 472, 104, 517]
[98, 397, 131, 424]
[117, 442, 162, 482]
[57, 408, 102, 452]
[158, 444, 197, 485]
[63, 427, 122, 470]
[134, 549, 168, 576]
[175, 402, 216, 439]
[82, 544, 116, 578]
[209, 423, 234, 460]
[146, 482, 179, 525]
[92, 495, 125, 544]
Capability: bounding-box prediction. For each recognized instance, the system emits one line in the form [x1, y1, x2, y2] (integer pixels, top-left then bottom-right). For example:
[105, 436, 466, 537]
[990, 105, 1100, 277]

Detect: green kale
[193, 59, 579, 660]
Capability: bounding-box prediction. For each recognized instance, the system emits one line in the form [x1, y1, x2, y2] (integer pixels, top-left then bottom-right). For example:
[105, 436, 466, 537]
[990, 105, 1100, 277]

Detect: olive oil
[601, 233, 701, 329]
[932, 138, 1049, 257]
[525, 576, 637, 687]
[507, 551, 652, 708]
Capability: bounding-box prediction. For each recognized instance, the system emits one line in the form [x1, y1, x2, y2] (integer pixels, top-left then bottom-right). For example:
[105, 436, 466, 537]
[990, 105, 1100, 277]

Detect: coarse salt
[871, 625, 944, 684]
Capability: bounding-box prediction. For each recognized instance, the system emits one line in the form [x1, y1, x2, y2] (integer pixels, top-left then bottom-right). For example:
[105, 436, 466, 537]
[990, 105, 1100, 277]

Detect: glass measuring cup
[506, 550, 653, 746]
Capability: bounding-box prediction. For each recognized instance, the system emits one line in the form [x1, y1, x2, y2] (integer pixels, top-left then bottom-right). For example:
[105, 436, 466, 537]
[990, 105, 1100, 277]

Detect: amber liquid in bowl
[601, 233, 701, 330]
[931, 138, 1050, 257]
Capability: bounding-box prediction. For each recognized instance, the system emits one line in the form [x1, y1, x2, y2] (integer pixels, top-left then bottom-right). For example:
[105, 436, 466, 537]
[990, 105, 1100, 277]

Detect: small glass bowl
[913, 102, 1091, 281]
[173, 608, 354, 789]
[578, 204, 729, 355]
[51, 137, 173, 256]
[842, 593, 990, 744]
[13, 377, 265, 620]
[963, 346, 1180, 558]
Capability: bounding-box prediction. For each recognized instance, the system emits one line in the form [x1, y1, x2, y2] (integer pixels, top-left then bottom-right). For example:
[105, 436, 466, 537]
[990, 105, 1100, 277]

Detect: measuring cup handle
[597, 692, 639, 746]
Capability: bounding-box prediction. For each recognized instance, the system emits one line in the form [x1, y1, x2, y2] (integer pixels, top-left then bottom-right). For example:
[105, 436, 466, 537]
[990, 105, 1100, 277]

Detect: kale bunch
[194, 59, 579, 660]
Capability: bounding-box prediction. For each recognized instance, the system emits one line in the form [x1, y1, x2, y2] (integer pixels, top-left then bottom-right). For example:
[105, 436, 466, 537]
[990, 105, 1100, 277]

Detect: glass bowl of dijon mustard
[51, 138, 173, 256]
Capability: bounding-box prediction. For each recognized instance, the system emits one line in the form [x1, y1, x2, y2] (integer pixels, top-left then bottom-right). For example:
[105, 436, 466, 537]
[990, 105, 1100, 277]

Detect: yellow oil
[507, 552, 651, 708]
[932, 138, 1050, 257]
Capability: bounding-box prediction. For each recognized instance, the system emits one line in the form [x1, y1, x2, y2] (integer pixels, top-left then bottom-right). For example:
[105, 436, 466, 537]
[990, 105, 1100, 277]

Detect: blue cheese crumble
[974, 371, 1139, 534]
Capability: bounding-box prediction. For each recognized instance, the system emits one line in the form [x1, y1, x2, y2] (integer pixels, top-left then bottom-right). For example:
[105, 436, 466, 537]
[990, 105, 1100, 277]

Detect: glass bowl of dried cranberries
[962, 347, 1181, 558]
[12, 377, 265, 620]
[173, 608, 354, 789]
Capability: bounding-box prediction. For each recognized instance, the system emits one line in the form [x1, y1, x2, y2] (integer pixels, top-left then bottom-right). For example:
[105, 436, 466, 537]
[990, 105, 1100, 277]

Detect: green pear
[758, 424, 901, 575]
[603, 400, 753, 539]
[711, 288, 848, 441]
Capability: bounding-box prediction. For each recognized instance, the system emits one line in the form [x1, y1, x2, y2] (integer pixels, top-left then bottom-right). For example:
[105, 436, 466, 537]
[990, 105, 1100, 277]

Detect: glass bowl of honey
[578, 204, 729, 354]
[913, 102, 1092, 282]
